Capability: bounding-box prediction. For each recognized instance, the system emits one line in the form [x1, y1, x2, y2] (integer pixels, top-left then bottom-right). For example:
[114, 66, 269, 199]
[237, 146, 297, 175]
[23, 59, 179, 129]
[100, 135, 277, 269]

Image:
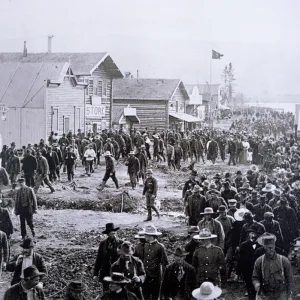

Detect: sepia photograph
[0, 0, 299, 299]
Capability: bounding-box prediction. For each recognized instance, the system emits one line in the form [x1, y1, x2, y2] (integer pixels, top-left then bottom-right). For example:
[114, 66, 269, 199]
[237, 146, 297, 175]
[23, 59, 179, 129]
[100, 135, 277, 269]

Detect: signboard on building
[86, 105, 105, 118]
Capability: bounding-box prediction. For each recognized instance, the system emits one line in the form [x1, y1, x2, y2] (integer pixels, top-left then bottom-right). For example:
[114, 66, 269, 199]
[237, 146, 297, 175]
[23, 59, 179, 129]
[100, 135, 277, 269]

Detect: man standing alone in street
[15, 178, 38, 240]
[143, 169, 159, 221]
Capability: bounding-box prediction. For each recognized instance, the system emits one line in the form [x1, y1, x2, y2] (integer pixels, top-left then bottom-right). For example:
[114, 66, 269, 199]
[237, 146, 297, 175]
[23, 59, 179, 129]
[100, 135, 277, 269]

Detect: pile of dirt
[37, 191, 141, 213]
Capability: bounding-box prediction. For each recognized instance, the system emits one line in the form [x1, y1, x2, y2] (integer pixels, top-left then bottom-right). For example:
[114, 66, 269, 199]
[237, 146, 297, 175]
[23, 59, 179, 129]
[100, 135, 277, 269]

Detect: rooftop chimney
[48, 35, 54, 53]
[125, 72, 132, 78]
[23, 41, 27, 57]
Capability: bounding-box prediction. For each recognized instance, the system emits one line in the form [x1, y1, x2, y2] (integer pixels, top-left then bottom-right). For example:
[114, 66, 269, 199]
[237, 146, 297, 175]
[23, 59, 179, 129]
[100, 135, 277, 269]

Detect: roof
[113, 78, 189, 100]
[169, 112, 201, 122]
[0, 62, 70, 108]
[185, 84, 220, 95]
[0, 52, 123, 77]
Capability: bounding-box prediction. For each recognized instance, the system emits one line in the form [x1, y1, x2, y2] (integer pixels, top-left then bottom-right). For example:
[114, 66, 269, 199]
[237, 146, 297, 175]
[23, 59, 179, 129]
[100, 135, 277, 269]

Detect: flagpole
[210, 54, 213, 129]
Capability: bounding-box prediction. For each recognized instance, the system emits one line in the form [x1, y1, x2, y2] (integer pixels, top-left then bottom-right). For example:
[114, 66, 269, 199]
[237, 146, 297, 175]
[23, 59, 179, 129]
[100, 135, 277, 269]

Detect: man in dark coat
[6, 150, 21, 189]
[34, 151, 55, 194]
[0, 202, 14, 260]
[22, 149, 37, 188]
[110, 241, 145, 298]
[64, 147, 77, 181]
[185, 226, 200, 265]
[0, 230, 8, 281]
[6, 238, 47, 285]
[237, 227, 261, 300]
[273, 197, 298, 253]
[240, 211, 265, 245]
[228, 137, 237, 165]
[4, 266, 46, 300]
[260, 212, 284, 251]
[125, 151, 140, 190]
[207, 137, 218, 164]
[161, 247, 197, 300]
[98, 151, 119, 191]
[186, 185, 206, 225]
[44, 147, 59, 182]
[142, 169, 159, 221]
[182, 170, 200, 201]
[135, 148, 147, 185]
[253, 194, 272, 222]
[14, 178, 37, 239]
[93, 223, 123, 293]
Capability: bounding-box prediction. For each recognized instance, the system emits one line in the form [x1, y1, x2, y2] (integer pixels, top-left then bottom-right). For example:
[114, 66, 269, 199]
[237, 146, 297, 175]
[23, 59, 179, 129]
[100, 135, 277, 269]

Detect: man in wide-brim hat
[65, 280, 87, 300]
[111, 241, 145, 298]
[249, 164, 259, 173]
[102, 273, 138, 300]
[138, 225, 168, 300]
[186, 185, 206, 226]
[185, 226, 200, 265]
[253, 234, 293, 300]
[6, 237, 47, 286]
[161, 246, 197, 300]
[192, 228, 226, 287]
[4, 266, 45, 300]
[133, 231, 146, 261]
[262, 183, 276, 193]
[192, 281, 222, 300]
[198, 208, 225, 249]
[93, 223, 123, 292]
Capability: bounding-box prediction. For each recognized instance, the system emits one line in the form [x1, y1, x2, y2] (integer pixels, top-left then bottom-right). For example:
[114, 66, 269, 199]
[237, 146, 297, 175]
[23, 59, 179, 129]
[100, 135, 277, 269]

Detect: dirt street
[0, 157, 261, 299]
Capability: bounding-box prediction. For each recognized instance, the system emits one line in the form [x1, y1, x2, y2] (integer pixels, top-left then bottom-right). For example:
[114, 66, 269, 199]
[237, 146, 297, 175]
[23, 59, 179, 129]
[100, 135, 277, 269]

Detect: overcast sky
[0, 0, 299, 99]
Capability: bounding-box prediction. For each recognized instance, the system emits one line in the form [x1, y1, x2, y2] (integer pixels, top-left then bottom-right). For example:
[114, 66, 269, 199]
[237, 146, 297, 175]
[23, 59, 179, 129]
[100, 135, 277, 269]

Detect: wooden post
[109, 78, 113, 130]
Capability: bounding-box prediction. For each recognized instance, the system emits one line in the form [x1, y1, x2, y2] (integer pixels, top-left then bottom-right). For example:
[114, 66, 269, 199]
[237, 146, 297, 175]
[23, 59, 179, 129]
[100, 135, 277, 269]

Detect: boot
[144, 208, 152, 222]
[97, 181, 106, 192]
[152, 206, 160, 218]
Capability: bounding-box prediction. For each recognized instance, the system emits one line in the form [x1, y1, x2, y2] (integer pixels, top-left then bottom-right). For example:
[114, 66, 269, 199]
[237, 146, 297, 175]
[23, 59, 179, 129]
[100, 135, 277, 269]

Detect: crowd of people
[0, 109, 300, 299]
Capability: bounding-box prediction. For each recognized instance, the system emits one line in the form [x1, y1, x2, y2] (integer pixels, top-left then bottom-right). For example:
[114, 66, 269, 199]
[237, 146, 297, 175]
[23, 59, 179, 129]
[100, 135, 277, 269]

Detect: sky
[0, 0, 299, 100]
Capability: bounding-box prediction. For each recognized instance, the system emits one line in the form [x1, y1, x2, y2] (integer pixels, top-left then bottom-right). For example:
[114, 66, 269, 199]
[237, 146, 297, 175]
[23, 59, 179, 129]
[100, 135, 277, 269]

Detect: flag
[212, 50, 224, 59]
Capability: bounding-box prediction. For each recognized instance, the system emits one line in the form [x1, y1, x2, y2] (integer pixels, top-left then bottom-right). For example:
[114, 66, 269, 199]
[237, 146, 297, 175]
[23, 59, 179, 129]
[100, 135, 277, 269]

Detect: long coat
[161, 261, 197, 300]
[22, 154, 37, 174]
[126, 156, 140, 175]
[207, 140, 218, 161]
[93, 237, 123, 282]
[6, 155, 21, 175]
[15, 186, 37, 216]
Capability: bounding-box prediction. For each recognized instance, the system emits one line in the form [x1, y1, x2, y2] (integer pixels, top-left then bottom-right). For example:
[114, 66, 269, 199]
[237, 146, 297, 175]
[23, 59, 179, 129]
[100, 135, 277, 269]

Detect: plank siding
[113, 100, 167, 132]
[0, 107, 46, 147]
[46, 78, 85, 136]
[90, 64, 112, 124]
[169, 86, 186, 114]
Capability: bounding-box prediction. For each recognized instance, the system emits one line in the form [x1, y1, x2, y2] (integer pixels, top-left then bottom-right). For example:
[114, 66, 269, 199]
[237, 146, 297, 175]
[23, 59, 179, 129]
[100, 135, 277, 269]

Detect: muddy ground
[1, 157, 298, 299]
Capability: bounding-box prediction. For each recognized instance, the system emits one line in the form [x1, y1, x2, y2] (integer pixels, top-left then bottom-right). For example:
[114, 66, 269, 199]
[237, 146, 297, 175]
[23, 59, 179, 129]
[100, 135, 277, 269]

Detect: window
[103, 80, 107, 97]
[64, 117, 70, 133]
[52, 108, 58, 132]
[88, 79, 93, 96]
[75, 108, 80, 132]
[176, 101, 179, 112]
[98, 80, 103, 96]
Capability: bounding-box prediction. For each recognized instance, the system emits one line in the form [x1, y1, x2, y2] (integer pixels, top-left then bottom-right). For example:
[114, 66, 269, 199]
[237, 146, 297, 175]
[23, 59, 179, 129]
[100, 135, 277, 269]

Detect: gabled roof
[113, 78, 189, 101]
[185, 84, 220, 95]
[0, 52, 123, 77]
[0, 62, 71, 108]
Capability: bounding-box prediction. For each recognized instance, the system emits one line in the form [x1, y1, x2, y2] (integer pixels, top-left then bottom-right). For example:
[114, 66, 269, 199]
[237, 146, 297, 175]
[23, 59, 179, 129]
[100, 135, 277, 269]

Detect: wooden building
[0, 62, 86, 147]
[0, 52, 123, 134]
[112, 78, 200, 132]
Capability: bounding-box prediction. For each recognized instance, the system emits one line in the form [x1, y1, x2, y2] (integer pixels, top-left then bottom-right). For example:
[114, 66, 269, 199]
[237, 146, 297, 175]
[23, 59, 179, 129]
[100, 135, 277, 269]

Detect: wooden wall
[46, 77, 85, 137]
[113, 99, 168, 132]
[0, 107, 46, 147]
